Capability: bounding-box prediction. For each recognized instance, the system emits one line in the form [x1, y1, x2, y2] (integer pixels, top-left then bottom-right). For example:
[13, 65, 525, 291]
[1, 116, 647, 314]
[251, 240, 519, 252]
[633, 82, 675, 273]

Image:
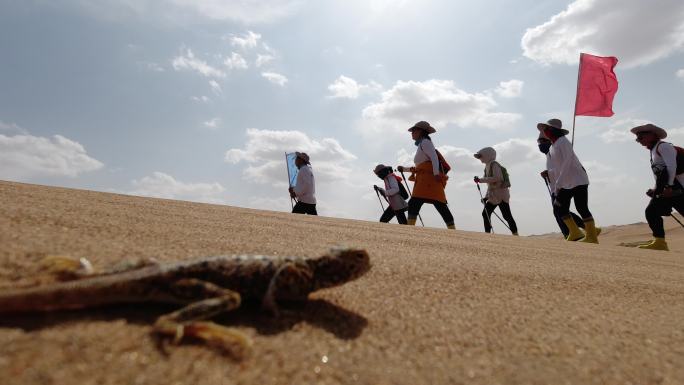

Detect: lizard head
[308, 247, 371, 290]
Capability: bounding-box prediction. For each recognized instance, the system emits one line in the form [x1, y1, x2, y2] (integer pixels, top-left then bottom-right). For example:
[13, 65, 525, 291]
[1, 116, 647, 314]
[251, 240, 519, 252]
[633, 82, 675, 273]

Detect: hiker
[288, 152, 317, 215]
[373, 164, 408, 224]
[537, 133, 586, 238]
[538, 118, 599, 243]
[473, 147, 518, 235]
[632, 123, 684, 251]
[397, 121, 455, 229]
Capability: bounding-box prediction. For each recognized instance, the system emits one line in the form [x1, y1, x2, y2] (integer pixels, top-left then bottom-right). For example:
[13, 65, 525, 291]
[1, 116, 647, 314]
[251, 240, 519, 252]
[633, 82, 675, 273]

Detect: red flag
[574, 53, 618, 117]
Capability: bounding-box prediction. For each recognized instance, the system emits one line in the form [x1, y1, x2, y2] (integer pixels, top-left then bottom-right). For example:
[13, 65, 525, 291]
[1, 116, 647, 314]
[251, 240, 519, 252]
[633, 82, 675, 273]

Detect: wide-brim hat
[630, 123, 667, 140]
[373, 164, 389, 174]
[295, 152, 310, 164]
[537, 118, 569, 136]
[408, 121, 436, 134]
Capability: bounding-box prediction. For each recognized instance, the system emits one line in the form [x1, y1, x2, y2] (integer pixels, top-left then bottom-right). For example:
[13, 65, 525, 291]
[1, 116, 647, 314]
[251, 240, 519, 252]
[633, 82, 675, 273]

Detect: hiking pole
[373, 186, 386, 213]
[398, 169, 425, 227]
[475, 180, 495, 234]
[670, 213, 684, 230]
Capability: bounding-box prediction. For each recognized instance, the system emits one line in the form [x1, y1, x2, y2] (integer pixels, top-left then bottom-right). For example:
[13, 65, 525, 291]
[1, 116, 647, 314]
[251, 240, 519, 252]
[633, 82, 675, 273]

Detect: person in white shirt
[537, 133, 587, 238]
[397, 121, 455, 229]
[631, 123, 684, 251]
[538, 118, 599, 243]
[473, 147, 518, 235]
[288, 152, 317, 215]
[373, 164, 408, 224]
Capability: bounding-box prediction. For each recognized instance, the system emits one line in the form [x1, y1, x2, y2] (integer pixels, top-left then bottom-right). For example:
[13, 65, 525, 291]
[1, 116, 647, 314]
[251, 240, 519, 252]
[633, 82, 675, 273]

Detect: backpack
[419, 141, 451, 174]
[490, 161, 511, 188]
[654, 142, 684, 175]
[436, 149, 451, 175]
[394, 175, 410, 199]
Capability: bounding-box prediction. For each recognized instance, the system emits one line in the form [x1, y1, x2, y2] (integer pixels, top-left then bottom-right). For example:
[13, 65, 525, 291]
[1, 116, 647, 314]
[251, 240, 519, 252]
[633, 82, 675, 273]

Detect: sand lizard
[0, 247, 370, 358]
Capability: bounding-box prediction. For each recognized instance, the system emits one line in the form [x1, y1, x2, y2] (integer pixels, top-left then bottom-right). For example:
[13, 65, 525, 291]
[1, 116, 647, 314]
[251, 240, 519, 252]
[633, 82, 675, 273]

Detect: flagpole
[571, 52, 583, 147]
[285, 152, 294, 210]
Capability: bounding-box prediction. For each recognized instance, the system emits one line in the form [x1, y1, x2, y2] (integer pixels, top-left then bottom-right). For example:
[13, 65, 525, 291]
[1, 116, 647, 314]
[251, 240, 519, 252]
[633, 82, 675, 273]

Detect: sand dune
[0, 180, 682, 385]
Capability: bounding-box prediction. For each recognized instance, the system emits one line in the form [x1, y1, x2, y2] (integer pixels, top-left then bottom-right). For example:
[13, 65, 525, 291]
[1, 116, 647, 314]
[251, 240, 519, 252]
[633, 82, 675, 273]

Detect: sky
[1, 0, 683, 235]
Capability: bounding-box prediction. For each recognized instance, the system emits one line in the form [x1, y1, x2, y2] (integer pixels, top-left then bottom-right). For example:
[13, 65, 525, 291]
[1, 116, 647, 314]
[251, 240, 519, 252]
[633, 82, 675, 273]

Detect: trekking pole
[373, 186, 386, 213]
[543, 176, 553, 197]
[670, 213, 684, 230]
[398, 169, 425, 227]
[475, 181, 495, 234]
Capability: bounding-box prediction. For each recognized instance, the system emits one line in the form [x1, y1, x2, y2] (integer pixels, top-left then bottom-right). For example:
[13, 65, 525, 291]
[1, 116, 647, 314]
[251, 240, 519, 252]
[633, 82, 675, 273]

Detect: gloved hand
[473, 176, 481, 183]
[646, 189, 655, 198]
[397, 166, 405, 172]
[373, 185, 379, 191]
[481, 198, 487, 204]
[540, 170, 549, 180]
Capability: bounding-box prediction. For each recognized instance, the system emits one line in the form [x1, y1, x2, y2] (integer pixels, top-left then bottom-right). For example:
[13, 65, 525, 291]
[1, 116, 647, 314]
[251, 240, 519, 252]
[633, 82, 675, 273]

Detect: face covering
[538, 142, 551, 154]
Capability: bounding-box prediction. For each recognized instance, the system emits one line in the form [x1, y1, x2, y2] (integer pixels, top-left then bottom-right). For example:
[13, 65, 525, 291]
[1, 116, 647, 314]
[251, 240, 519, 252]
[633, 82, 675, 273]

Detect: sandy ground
[0, 180, 682, 385]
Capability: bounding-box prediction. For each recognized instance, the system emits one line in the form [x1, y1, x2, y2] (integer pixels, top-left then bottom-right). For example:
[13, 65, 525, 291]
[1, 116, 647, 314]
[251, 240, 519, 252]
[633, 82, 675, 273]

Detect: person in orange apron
[397, 121, 455, 229]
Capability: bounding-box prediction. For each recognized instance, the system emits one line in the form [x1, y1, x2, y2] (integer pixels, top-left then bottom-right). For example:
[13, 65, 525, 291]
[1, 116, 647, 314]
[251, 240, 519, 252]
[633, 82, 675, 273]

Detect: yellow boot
[580, 219, 599, 244]
[407, 218, 417, 226]
[637, 237, 669, 251]
[562, 216, 584, 241]
[447, 224, 456, 230]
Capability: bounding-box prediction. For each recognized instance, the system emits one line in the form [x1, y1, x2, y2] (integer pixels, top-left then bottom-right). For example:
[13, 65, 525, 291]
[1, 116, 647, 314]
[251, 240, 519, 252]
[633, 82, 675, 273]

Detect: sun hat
[295, 152, 310, 164]
[630, 123, 667, 140]
[408, 121, 436, 134]
[537, 118, 569, 136]
[373, 164, 389, 174]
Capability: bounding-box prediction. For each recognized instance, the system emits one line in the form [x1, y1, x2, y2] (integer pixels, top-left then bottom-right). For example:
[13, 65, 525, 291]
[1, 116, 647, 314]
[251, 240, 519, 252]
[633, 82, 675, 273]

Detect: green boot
[637, 237, 669, 251]
[562, 216, 584, 241]
[580, 219, 599, 244]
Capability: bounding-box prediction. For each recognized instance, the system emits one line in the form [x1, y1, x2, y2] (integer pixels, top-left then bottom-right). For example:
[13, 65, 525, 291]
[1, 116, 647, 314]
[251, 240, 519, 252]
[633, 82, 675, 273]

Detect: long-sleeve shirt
[478, 161, 510, 204]
[651, 141, 684, 187]
[412, 138, 441, 176]
[378, 174, 408, 211]
[293, 164, 316, 204]
[546, 136, 589, 193]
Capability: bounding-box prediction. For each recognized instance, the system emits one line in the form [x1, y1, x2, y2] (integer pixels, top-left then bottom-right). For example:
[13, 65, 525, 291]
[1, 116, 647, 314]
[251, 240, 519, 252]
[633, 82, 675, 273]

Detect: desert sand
[0, 180, 682, 385]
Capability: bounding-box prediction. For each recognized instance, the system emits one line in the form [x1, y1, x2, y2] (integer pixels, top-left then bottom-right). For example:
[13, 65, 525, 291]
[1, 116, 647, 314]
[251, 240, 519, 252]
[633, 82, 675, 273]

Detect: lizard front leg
[153, 279, 251, 358]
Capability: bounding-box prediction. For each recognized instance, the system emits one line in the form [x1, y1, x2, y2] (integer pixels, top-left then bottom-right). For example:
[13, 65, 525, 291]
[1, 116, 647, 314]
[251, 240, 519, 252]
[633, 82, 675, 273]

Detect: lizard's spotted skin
[0, 247, 370, 358]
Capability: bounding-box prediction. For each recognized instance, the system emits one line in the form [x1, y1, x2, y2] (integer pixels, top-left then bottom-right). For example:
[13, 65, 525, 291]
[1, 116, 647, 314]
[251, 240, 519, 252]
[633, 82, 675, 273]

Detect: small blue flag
[285, 152, 299, 187]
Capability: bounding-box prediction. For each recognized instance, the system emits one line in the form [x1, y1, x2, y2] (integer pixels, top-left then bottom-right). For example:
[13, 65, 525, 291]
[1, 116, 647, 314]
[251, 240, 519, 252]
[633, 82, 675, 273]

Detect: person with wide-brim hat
[631, 123, 683, 251]
[373, 164, 408, 224]
[537, 132, 588, 238]
[537, 118, 599, 243]
[289, 152, 317, 215]
[396, 121, 455, 229]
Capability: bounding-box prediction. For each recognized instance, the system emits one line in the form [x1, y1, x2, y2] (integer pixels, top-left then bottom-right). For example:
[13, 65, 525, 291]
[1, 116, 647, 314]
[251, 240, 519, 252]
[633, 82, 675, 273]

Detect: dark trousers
[645, 196, 684, 238]
[292, 202, 317, 215]
[407, 198, 454, 226]
[555, 184, 592, 220]
[482, 201, 518, 234]
[380, 207, 408, 224]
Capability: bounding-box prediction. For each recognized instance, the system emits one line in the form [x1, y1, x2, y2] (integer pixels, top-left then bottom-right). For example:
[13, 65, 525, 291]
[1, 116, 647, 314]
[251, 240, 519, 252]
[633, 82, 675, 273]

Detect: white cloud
[0, 134, 103, 180]
[224, 52, 248, 70]
[494, 79, 524, 98]
[192, 95, 211, 103]
[172, 49, 225, 78]
[599, 118, 650, 143]
[491, 138, 544, 165]
[255, 54, 274, 68]
[225, 128, 356, 185]
[521, 0, 684, 68]
[677, 69, 684, 79]
[128, 172, 226, 204]
[203, 118, 220, 129]
[261, 72, 288, 86]
[0, 120, 28, 135]
[229, 31, 261, 49]
[208, 80, 222, 95]
[361, 79, 522, 132]
[327, 75, 382, 99]
[171, 1, 304, 24]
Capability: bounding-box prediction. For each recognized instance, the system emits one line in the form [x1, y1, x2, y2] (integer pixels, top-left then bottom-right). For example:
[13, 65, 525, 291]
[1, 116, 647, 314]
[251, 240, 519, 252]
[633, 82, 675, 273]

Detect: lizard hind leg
[153, 279, 252, 359]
